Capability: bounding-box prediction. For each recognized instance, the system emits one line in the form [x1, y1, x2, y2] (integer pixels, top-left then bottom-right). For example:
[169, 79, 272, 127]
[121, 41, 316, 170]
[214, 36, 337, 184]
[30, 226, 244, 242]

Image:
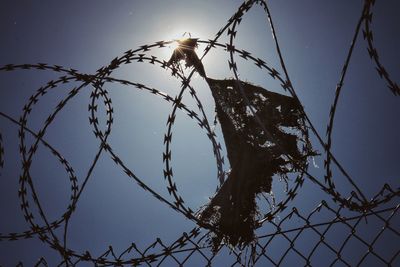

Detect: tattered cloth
[198, 78, 309, 250]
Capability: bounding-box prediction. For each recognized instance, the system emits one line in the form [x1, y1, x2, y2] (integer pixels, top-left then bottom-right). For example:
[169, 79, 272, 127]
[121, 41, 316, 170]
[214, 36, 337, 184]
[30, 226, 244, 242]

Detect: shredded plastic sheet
[198, 78, 311, 249]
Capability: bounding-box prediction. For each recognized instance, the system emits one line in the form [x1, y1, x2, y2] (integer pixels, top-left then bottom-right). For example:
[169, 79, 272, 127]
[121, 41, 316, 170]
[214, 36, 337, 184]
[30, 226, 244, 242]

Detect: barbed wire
[0, 0, 398, 266]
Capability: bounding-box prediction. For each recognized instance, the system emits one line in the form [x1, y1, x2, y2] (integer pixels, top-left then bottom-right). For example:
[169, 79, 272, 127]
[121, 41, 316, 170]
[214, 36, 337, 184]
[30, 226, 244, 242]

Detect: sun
[161, 26, 205, 60]
[169, 40, 180, 51]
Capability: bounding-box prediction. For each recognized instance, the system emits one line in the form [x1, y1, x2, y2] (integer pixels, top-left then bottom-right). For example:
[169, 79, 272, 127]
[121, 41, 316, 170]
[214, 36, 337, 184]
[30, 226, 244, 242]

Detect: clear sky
[0, 0, 399, 266]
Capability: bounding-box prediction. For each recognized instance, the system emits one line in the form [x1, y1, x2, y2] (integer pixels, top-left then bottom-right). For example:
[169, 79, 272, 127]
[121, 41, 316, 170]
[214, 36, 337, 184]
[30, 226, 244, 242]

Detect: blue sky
[0, 1, 399, 266]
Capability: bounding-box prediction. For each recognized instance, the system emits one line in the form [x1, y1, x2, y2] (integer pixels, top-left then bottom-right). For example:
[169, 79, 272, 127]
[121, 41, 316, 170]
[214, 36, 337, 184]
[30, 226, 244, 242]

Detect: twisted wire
[0, 0, 398, 266]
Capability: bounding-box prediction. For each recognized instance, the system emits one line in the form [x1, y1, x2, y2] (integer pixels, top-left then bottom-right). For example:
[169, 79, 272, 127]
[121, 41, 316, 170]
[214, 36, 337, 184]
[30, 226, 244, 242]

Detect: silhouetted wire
[0, 0, 398, 266]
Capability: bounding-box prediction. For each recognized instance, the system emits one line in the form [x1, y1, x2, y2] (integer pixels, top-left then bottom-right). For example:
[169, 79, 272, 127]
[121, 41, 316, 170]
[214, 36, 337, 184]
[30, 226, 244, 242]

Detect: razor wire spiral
[0, 0, 399, 266]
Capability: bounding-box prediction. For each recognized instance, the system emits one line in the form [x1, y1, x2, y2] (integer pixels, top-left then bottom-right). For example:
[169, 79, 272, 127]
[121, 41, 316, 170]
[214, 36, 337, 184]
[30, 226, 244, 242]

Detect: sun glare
[168, 40, 181, 52]
[161, 25, 205, 59]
